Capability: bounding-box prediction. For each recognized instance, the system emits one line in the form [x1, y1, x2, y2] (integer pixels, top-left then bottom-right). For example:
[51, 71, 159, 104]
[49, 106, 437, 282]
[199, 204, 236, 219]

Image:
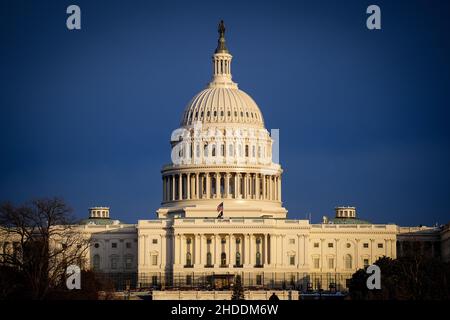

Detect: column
[174, 234, 179, 265]
[215, 173, 220, 198]
[274, 176, 278, 200]
[262, 174, 266, 199]
[273, 234, 278, 266]
[355, 239, 360, 270]
[281, 235, 285, 266]
[144, 235, 148, 266]
[138, 235, 145, 267]
[244, 174, 248, 199]
[214, 234, 220, 267]
[334, 238, 339, 271]
[178, 234, 182, 266]
[194, 234, 200, 267]
[250, 234, 255, 266]
[297, 234, 301, 268]
[304, 235, 309, 268]
[256, 174, 260, 199]
[237, 173, 242, 199]
[392, 239, 397, 258]
[195, 173, 200, 199]
[320, 238, 325, 271]
[229, 234, 233, 267]
[206, 173, 211, 199]
[225, 173, 231, 198]
[244, 234, 250, 267]
[278, 175, 282, 202]
[385, 239, 389, 257]
[160, 234, 166, 268]
[268, 176, 271, 200]
[177, 174, 182, 200]
[269, 234, 275, 266]
[199, 234, 204, 265]
[263, 234, 267, 265]
[187, 173, 191, 200]
[243, 173, 247, 199]
[172, 175, 175, 201]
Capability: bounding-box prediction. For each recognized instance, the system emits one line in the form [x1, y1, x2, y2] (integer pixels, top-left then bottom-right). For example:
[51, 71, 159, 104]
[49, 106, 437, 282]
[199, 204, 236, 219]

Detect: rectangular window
[314, 242, 319, 248]
[363, 243, 369, 248]
[112, 242, 117, 249]
[313, 258, 320, 269]
[289, 239, 295, 244]
[256, 275, 262, 285]
[378, 243, 383, 248]
[328, 258, 334, 269]
[328, 243, 334, 248]
[289, 255, 295, 265]
[186, 275, 192, 286]
[152, 255, 158, 265]
[152, 239, 158, 244]
[364, 259, 369, 267]
[126, 242, 131, 249]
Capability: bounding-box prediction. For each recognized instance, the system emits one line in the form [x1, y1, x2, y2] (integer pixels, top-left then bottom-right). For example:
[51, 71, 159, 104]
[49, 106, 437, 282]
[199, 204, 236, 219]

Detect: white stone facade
[75, 22, 448, 294]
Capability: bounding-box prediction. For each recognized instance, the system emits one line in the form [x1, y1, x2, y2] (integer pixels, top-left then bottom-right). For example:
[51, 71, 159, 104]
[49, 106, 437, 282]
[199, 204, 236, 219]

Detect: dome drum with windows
[158, 21, 287, 219]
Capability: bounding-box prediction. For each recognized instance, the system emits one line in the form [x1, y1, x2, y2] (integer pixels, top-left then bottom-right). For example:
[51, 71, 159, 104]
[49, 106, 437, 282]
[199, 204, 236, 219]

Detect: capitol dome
[181, 87, 265, 128]
[158, 21, 287, 220]
[180, 20, 264, 129]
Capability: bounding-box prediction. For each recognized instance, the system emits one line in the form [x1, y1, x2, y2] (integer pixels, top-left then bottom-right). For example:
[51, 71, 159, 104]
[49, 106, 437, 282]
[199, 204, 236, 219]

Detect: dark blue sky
[1, 0, 449, 226]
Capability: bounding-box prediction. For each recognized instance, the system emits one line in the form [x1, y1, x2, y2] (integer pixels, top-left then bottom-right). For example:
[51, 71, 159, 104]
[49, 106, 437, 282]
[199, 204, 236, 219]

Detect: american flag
[217, 202, 223, 218]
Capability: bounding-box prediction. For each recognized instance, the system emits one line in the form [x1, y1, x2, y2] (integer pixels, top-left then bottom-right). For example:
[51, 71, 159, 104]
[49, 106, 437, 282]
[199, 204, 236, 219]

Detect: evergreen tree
[231, 275, 245, 300]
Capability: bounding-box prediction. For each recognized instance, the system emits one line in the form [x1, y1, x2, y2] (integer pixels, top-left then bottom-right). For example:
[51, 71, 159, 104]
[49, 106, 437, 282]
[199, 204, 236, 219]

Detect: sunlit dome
[181, 87, 264, 127]
[180, 20, 264, 128]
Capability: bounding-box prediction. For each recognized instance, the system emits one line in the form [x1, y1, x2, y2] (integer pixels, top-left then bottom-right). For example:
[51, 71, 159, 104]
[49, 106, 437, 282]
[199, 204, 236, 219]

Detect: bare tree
[0, 198, 90, 299]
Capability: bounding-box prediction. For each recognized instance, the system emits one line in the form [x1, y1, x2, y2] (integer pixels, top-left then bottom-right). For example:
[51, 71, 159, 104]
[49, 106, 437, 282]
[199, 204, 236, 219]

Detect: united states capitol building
[77, 22, 450, 298]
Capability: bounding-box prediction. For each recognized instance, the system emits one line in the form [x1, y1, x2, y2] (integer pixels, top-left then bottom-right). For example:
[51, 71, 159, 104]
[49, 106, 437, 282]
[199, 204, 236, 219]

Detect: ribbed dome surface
[180, 87, 265, 128]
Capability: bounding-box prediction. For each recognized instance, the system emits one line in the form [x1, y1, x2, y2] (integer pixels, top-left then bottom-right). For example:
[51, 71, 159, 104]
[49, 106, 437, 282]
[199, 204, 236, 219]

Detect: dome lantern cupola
[210, 20, 236, 89]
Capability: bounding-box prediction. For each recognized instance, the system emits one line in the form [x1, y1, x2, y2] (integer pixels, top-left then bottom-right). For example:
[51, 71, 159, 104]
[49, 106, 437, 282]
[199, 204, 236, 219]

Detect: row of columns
[313, 238, 397, 272]
[162, 172, 281, 202]
[213, 56, 231, 76]
[171, 233, 308, 268]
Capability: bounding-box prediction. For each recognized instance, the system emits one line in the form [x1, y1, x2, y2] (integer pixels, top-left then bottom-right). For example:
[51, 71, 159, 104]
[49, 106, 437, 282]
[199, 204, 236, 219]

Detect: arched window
[229, 144, 234, 157]
[186, 252, 192, 266]
[221, 252, 227, 266]
[212, 144, 216, 157]
[344, 254, 352, 269]
[236, 252, 241, 266]
[93, 254, 100, 270]
[196, 145, 200, 158]
[238, 144, 242, 157]
[206, 252, 212, 266]
[245, 145, 249, 157]
[256, 252, 261, 266]
[252, 145, 256, 157]
[204, 144, 208, 157]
